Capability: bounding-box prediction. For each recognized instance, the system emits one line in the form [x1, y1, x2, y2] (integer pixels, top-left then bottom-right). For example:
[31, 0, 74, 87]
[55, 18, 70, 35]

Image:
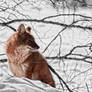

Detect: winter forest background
[0, 0, 92, 92]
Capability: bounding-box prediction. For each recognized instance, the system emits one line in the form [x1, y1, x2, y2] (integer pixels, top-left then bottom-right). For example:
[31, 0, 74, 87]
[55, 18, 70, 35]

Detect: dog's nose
[36, 45, 40, 49]
[37, 46, 40, 49]
[28, 39, 40, 49]
[34, 42, 40, 49]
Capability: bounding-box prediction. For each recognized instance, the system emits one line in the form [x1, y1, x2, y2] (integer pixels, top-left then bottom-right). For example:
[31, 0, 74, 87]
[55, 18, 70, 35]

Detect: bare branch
[48, 64, 73, 92]
[43, 26, 67, 53]
[86, 83, 90, 92]
[42, 13, 92, 20]
[0, 18, 92, 32]
[0, 59, 7, 62]
[5, 25, 16, 31]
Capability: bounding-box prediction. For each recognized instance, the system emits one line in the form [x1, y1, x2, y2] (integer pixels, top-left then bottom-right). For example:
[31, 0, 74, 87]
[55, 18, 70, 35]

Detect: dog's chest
[7, 45, 33, 76]
[7, 45, 32, 64]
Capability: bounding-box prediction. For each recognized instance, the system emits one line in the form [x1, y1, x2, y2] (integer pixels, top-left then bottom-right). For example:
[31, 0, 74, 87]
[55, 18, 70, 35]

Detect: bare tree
[0, 0, 92, 92]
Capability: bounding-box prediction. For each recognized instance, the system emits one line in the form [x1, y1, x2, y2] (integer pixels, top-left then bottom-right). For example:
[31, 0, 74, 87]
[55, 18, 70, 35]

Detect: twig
[42, 14, 92, 20]
[5, 24, 16, 31]
[42, 26, 67, 53]
[48, 64, 73, 92]
[0, 59, 7, 62]
[86, 83, 90, 92]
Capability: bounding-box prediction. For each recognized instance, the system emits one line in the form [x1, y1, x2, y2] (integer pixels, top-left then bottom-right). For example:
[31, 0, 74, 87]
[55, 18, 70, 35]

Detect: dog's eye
[27, 39, 34, 43]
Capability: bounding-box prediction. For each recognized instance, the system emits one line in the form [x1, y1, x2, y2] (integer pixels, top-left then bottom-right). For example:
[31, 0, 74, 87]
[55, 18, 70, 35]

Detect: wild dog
[5, 24, 55, 87]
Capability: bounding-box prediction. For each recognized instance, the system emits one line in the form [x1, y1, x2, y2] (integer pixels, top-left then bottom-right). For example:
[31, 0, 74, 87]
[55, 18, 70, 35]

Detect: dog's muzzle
[28, 39, 40, 49]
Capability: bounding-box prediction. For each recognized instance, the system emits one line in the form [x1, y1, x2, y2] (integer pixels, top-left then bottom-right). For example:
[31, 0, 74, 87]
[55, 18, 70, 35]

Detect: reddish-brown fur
[5, 24, 55, 87]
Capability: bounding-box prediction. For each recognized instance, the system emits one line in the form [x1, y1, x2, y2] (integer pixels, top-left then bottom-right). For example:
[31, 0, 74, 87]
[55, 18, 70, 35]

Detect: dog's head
[16, 24, 39, 50]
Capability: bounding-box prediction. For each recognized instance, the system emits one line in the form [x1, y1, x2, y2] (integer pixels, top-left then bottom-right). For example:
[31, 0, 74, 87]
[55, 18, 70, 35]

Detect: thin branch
[5, 25, 16, 31]
[42, 26, 67, 53]
[49, 0, 56, 6]
[86, 83, 90, 92]
[0, 19, 92, 31]
[46, 56, 92, 64]
[0, 54, 5, 55]
[48, 64, 73, 92]
[0, 59, 7, 62]
[42, 14, 92, 20]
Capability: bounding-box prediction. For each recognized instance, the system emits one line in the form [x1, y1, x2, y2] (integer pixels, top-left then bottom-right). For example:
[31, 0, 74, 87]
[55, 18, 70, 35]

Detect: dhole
[5, 24, 55, 87]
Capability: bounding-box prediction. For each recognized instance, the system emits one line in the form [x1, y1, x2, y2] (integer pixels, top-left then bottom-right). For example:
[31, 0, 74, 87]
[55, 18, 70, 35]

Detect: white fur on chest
[7, 45, 32, 64]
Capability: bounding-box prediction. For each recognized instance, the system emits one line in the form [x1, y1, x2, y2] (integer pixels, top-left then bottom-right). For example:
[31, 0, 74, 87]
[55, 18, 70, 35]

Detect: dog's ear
[17, 24, 26, 34]
[26, 27, 31, 33]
